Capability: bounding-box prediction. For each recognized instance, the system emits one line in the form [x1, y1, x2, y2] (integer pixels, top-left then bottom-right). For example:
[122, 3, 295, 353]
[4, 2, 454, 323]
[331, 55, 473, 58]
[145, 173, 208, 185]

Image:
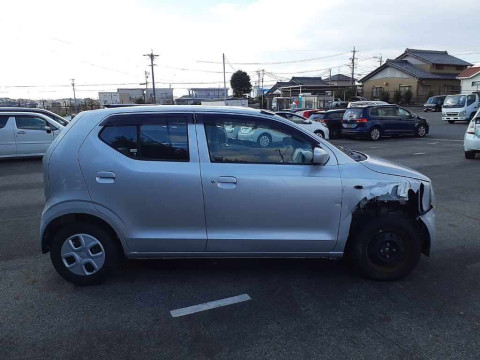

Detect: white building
[457, 66, 480, 93]
[99, 92, 121, 107]
[188, 88, 228, 99]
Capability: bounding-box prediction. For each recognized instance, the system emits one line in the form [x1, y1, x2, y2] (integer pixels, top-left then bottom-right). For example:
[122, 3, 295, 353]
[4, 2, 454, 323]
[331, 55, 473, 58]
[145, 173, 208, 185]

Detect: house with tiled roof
[457, 66, 480, 94]
[360, 49, 471, 103]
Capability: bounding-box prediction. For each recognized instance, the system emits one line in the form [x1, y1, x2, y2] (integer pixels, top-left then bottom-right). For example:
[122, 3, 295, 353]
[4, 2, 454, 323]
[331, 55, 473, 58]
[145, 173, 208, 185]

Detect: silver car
[40, 106, 435, 285]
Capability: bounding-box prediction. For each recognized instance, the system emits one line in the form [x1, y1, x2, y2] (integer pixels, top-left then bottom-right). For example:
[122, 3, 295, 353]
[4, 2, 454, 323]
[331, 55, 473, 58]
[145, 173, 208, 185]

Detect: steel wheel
[61, 234, 105, 276]
[367, 231, 406, 268]
[416, 125, 426, 137]
[314, 130, 324, 138]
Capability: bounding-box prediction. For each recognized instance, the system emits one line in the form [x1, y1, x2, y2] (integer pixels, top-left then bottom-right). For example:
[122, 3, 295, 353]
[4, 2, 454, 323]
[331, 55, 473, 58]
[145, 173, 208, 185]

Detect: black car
[423, 95, 446, 112]
[0, 107, 69, 126]
[309, 109, 346, 138]
[341, 105, 429, 141]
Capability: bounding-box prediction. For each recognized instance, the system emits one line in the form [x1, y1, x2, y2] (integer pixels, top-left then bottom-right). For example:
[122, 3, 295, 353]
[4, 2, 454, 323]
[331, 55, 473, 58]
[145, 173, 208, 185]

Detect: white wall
[99, 92, 120, 106]
[460, 73, 480, 93]
[369, 67, 413, 80]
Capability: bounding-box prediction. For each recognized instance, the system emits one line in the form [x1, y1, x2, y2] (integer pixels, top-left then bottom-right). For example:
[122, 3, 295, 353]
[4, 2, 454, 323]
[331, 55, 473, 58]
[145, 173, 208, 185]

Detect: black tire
[448, 120, 455, 124]
[314, 130, 325, 139]
[50, 222, 119, 285]
[257, 133, 272, 147]
[347, 215, 422, 281]
[465, 151, 475, 159]
[368, 127, 382, 141]
[415, 124, 427, 137]
[330, 127, 341, 139]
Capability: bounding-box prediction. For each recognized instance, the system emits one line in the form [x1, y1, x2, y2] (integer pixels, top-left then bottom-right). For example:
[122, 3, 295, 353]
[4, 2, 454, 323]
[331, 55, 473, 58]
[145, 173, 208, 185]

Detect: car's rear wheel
[368, 127, 381, 141]
[257, 133, 272, 147]
[448, 120, 455, 124]
[347, 215, 422, 280]
[314, 130, 324, 138]
[50, 222, 119, 285]
[465, 151, 475, 159]
[416, 124, 427, 137]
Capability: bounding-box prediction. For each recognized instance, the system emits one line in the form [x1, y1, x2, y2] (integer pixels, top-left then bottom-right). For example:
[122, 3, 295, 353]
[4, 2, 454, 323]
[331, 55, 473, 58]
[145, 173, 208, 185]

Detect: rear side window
[0, 115, 9, 129]
[343, 109, 363, 120]
[99, 114, 189, 161]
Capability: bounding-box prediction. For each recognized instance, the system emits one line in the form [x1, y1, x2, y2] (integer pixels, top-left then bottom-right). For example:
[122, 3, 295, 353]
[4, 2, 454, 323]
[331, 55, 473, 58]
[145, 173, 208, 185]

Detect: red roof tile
[457, 67, 480, 79]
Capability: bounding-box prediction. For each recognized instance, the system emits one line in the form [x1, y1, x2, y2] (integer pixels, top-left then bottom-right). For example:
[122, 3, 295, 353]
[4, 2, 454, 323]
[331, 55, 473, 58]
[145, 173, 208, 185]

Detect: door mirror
[312, 147, 330, 165]
[44, 125, 52, 134]
[304, 120, 313, 124]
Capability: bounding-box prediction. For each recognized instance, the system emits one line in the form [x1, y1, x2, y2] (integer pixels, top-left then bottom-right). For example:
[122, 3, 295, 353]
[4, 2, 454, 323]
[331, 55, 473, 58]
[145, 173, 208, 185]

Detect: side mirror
[304, 120, 313, 124]
[312, 147, 330, 165]
[44, 125, 52, 134]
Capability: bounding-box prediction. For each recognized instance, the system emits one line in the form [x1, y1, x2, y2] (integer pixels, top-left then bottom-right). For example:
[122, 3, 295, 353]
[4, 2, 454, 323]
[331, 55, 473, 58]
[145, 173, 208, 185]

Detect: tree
[393, 90, 402, 104]
[379, 90, 390, 103]
[403, 90, 413, 105]
[230, 70, 252, 98]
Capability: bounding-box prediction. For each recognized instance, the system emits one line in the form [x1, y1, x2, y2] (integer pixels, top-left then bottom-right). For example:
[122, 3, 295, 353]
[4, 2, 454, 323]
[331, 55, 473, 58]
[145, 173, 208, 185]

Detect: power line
[197, 51, 350, 65]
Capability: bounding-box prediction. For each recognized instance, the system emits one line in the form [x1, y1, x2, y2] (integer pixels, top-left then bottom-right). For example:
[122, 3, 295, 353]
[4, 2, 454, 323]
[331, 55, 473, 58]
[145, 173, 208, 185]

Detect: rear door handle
[96, 171, 115, 183]
[17, 131, 26, 135]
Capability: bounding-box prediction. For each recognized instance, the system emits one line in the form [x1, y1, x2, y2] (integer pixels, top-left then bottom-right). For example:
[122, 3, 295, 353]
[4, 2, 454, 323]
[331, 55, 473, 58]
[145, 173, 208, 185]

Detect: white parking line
[413, 152, 426, 155]
[427, 142, 439, 145]
[170, 294, 251, 318]
[428, 138, 463, 142]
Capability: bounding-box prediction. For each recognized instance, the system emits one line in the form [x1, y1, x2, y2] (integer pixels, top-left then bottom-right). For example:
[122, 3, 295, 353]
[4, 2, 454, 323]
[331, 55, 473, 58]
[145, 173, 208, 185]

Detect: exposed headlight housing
[459, 111, 466, 117]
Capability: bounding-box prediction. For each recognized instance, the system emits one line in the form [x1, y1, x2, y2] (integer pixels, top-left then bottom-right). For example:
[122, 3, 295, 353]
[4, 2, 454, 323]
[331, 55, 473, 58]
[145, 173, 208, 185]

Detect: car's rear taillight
[356, 118, 368, 123]
[467, 119, 476, 134]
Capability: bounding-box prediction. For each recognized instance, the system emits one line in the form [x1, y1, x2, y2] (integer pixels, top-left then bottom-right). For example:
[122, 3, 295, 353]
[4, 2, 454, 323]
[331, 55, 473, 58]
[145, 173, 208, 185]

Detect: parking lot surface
[1, 110, 479, 359]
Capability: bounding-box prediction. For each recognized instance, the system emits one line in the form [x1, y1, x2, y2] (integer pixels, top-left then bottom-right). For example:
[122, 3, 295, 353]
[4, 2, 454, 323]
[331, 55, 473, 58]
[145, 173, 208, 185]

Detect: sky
[1, 0, 479, 100]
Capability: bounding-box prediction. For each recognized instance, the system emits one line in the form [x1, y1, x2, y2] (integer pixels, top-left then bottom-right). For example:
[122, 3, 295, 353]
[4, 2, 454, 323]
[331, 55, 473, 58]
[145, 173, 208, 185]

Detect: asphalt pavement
[1, 110, 479, 360]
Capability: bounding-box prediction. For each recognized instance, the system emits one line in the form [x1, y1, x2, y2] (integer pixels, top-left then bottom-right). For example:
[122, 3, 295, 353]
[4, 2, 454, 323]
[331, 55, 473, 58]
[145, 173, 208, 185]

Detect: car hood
[361, 155, 430, 182]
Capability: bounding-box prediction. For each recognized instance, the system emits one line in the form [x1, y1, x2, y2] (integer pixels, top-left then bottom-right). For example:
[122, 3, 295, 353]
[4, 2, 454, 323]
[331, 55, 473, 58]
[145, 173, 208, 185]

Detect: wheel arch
[42, 213, 126, 257]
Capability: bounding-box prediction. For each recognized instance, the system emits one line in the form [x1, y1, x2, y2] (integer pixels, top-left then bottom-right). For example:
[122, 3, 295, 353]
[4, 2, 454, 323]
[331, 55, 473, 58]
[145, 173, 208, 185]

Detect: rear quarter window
[343, 109, 364, 120]
[0, 115, 9, 129]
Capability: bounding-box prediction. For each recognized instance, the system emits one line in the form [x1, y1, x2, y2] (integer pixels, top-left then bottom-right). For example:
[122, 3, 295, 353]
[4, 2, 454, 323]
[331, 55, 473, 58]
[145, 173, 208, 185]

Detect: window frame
[198, 113, 319, 166]
[98, 113, 191, 162]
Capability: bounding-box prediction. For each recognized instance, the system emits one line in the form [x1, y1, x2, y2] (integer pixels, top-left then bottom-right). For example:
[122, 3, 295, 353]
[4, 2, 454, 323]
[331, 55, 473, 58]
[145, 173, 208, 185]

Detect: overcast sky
[1, 0, 479, 99]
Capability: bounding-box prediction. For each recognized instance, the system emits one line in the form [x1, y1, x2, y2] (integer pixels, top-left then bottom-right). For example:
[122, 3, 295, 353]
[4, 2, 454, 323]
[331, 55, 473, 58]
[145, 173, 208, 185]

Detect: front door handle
[216, 176, 237, 189]
[96, 171, 116, 184]
[17, 131, 26, 135]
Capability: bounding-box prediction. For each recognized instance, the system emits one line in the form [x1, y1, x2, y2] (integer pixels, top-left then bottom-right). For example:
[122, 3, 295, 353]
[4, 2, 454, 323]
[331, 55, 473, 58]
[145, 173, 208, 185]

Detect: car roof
[348, 104, 397, 109]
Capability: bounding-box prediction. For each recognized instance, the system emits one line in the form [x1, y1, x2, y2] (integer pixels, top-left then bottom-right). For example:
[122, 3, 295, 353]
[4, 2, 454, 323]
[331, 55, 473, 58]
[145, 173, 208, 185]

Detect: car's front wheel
[465, 151, 476, 159]
[347, 215, 422, 280]
[368, 127, 381, 141]
[314, 130, 325, 138]
[416, 124, 427, 137]
[257, 133, 272, 147]
[50, 222, 119, 285]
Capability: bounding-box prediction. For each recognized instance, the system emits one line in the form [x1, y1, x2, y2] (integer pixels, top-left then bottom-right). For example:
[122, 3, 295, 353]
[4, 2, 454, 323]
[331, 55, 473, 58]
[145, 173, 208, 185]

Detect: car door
[374, 106, 397, 134]
[196, 113, 342, 253]
[0, 116, 16, 157]
[397, 107, 416, 134]
[78, 112, 207, 253]
[14, 114, 54, 155]
[466, 94, 479, 118]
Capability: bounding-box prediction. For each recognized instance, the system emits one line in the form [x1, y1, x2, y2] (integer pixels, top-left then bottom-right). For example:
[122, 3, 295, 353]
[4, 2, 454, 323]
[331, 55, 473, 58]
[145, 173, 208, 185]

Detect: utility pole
[71, 79, 77, 114]
[350, 47, 357, 94]
[223, 53, 227, 103]
[140, 71, 149, 103]
[257, 70, 261, 98]
[261, 69, 265, 109]
[374, 53, 383, 67]
[144, 50, 158, 104]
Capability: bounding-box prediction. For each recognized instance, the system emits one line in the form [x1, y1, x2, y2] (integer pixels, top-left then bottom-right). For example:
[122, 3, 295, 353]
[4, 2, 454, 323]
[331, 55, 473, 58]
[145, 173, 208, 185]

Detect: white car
[347, 100, 389, 108]
[0, 111, 64, 158]
[275, 112, 329, 139]
[464, 110, 480, 159]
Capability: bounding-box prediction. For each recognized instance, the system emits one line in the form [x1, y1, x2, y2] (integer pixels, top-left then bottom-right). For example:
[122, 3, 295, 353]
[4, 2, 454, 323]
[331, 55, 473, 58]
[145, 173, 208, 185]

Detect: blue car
[341, 105, 429, 141]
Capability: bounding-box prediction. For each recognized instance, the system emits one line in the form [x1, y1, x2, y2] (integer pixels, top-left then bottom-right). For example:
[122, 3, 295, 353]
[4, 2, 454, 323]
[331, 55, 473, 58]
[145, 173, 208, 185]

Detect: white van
[442, 93, 479, 124]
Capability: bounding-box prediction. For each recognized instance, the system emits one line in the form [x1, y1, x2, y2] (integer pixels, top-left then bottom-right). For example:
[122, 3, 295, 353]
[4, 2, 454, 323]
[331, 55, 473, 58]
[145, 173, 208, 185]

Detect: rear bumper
[341, 127, 369, 137]
[464, 134, 480, 151]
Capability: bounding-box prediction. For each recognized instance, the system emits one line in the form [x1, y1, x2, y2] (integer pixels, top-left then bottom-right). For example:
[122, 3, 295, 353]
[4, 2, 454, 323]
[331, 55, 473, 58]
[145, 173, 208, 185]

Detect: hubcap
[367, 231, 406, 267]
[315, 131, 324, 138]
[259, 135, 270, 147]
[418, 126, 426, 136]
[371, 129, 380, 140]
[60, 234, 105, 276]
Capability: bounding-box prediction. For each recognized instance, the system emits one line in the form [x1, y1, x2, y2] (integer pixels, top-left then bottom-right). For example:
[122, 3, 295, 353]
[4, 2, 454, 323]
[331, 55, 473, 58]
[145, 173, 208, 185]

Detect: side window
[370, 108, 379, 117]
[203, 115, 315, 165]
[99, 114, 189, 161]
[15, 116, 47, 130]
[397, 108, 411, 117]
[467, 95, 476, 106]
[100, 126, 138, 157]
[0, 115, 9, 129]
[378, 107, 397, 117]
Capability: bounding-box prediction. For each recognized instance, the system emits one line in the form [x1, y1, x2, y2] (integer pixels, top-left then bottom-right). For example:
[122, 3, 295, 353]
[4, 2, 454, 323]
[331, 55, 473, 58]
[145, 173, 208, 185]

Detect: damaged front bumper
[419, 207, 436, 255]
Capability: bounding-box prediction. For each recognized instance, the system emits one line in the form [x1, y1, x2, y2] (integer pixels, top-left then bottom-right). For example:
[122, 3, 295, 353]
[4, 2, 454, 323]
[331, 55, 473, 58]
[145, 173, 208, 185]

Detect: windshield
[426, 97, 438, 104]
[444, 95, 466, 108]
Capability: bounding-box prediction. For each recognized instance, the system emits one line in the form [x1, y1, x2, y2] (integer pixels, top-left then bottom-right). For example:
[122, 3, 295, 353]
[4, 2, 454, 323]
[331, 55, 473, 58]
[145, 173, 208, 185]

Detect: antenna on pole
[144, 50, 159, 104]
[71, 79, 76, 114]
